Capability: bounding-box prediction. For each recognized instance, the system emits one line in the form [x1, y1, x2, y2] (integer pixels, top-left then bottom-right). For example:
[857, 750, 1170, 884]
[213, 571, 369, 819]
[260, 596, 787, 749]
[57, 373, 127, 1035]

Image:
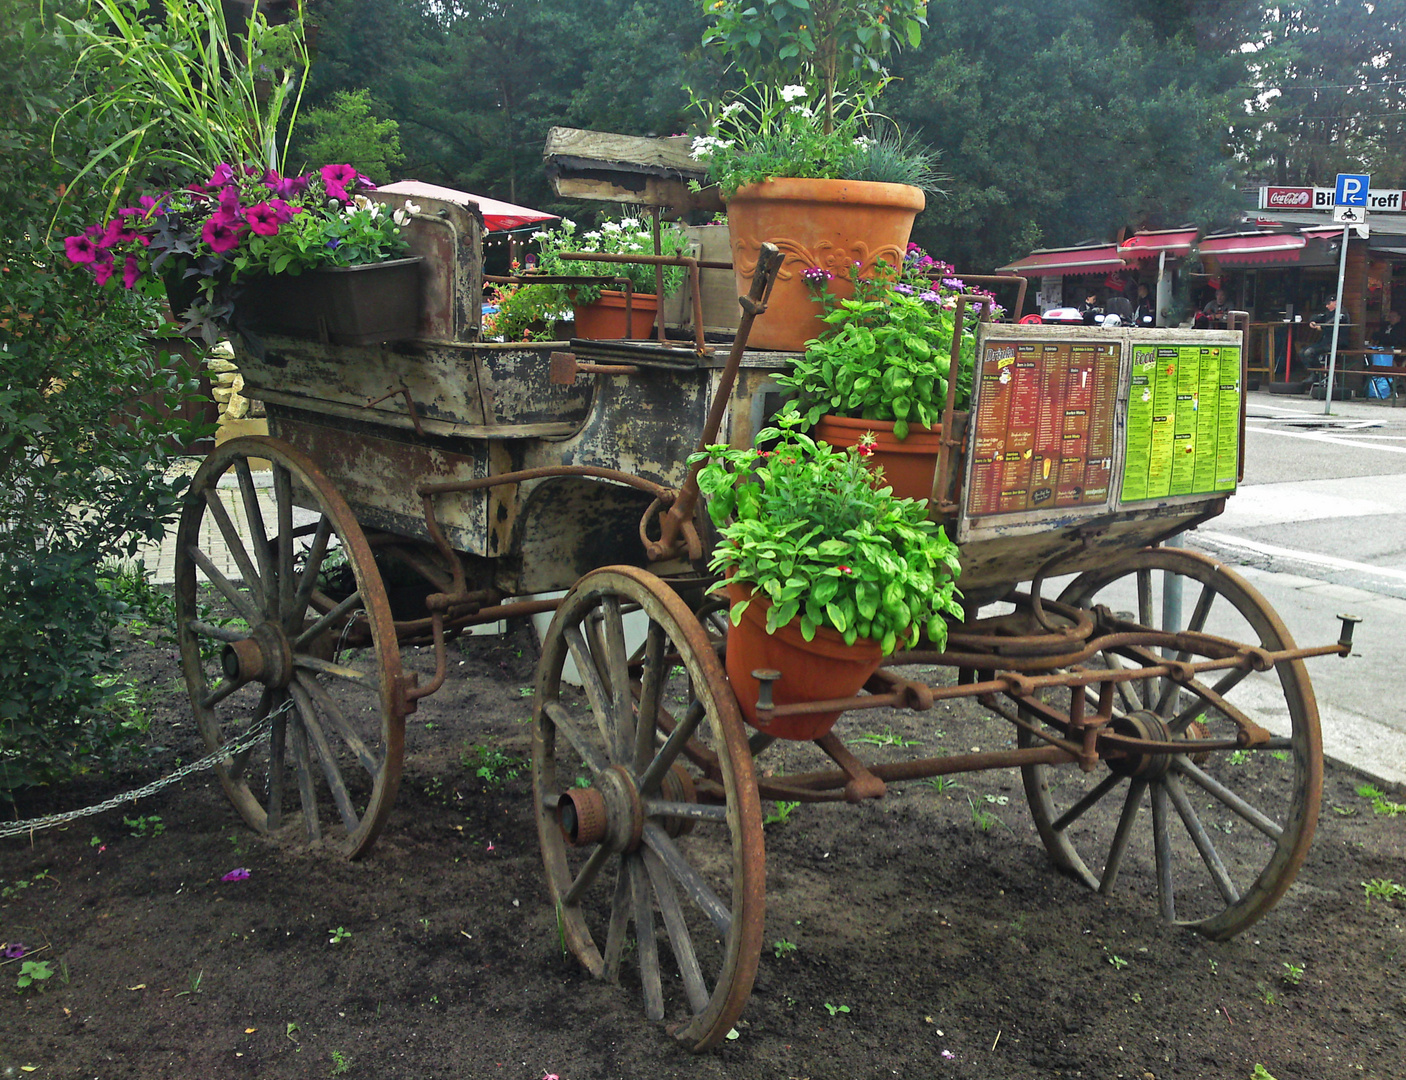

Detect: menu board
[1120, 345, 1239, 503]
[967, 340, 1121, 517]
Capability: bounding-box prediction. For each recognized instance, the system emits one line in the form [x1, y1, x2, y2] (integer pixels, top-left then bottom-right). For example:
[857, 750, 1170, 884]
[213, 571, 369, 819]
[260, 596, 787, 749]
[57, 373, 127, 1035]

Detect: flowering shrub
[777, 245, 1000, 432]
[63, 162, 416, 339]
[690, 415, 962, 654]
[531, 214, 691, 307]
[690, 85, 943, 199]
[482, 263, 567, 342]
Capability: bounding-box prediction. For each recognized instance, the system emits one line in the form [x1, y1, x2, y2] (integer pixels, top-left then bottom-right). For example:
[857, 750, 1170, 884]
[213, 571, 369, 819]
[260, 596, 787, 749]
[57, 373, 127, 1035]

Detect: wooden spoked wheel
[174, 436, 406, 858]
[1019, 547, 1322, 938]
[532, 566, 765, 1051]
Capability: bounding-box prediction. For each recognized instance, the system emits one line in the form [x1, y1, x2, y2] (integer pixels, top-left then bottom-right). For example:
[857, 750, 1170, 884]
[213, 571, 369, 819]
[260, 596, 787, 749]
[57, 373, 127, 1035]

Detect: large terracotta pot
[725, 580, 884, 741]
[812, 415, 943, 503]
[726, 178, 925, 352]
[572, 290, 658, 340]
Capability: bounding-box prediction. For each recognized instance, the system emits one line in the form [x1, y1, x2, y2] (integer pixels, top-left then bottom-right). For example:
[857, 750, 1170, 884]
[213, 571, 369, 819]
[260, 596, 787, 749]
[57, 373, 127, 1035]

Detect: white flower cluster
[779, 84, 808, 102]
[691, 134, 736, 157]
[392, 199, 421, 226]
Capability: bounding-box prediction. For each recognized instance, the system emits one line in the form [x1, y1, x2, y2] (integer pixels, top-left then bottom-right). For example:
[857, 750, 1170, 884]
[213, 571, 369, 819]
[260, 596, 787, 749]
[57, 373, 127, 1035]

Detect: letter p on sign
[1336, 173, 1370, 207]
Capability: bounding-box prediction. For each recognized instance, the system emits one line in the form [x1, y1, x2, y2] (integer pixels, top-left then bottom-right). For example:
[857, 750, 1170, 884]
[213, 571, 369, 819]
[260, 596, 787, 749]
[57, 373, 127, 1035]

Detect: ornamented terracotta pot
[572, 290, 658, 340]
[724, 580, 884, 741]
[812, 415, 944, 503]
[726, 178, 925, 352]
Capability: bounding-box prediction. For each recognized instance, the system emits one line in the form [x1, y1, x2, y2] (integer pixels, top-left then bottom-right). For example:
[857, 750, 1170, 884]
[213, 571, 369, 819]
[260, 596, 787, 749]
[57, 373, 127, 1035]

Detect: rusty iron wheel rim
[1017, 546, 1322, 939]
[174, 436, 406, 859]
[531, 566, 765, 1051]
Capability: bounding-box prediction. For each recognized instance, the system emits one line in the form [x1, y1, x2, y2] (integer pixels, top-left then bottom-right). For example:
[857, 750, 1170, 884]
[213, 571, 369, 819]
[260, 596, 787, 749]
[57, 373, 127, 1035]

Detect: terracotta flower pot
[726, 178, 925, 352]
[725, 580, 884, 741]
[812, 415, 944, 503]
[572, 290, 659, 340]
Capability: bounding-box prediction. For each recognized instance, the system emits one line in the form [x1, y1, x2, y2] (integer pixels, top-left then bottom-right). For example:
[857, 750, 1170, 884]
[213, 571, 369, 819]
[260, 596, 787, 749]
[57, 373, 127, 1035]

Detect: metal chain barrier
[0, 700, 291, 841]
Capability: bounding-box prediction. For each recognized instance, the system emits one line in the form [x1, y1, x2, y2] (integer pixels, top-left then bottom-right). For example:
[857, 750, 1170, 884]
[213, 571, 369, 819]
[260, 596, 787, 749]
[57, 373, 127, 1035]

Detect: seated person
[1132, 283, 1155, 327]
[1371, 310, 1406, 353]
[1306, 298, 1347, 367]
[1201, 288, 1230, 320]
[1076, 289, 1101, 324]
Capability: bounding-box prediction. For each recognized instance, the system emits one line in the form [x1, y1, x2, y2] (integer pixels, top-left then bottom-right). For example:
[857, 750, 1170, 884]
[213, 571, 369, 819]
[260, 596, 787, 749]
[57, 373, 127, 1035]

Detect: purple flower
[265, 171, 308, 199]
[942, 277, 964, 290]
[64, 233, 98, 265]
[2, 942, 25, 959]
[221, 867, 250, 882]
[244, 202, 283, 237]
[801, 266, 833, 284]
[102, 218, 138, 247]
[202, 214, 246, 253]
[919, 290, 941, 303]
[207, 162, 236, 187]
[122, 255, 142, 289]
[92, 250, 115, 285]
[893, 283, 915, 295]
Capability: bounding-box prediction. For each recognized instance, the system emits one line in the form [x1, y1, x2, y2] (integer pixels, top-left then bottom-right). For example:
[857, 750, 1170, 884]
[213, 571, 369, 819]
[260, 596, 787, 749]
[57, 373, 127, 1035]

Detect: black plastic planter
[236, 257, 424, 345]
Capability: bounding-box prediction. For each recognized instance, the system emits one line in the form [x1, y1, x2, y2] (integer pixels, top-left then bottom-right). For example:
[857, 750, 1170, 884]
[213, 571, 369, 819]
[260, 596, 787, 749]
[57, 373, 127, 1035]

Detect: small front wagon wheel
[1020, 547, 1322, 938]
[533, 567, 765, 1051]
[174, 436, 406, 858]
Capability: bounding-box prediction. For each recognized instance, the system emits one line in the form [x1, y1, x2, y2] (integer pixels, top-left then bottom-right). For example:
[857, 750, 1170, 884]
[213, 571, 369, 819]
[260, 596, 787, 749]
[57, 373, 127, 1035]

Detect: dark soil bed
[2, 615, 1404, 1080]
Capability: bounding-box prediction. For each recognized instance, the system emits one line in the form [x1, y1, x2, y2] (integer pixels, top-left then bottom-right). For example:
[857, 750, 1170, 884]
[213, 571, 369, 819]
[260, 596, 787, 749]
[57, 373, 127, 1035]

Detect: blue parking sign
[1336, 173, 1370, 206]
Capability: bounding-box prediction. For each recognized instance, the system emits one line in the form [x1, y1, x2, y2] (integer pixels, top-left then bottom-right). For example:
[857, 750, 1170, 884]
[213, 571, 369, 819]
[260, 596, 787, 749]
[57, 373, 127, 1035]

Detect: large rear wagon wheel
[1019, 547, 1322, 938]
[533, 567, 765, 1051]
[174, 436, 406, 858]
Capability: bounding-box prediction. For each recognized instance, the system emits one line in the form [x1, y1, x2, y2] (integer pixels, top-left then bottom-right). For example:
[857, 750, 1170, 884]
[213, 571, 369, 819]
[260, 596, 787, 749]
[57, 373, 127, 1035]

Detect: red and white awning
[377, 180, 559, 232]
[1198, 233, 1306, 266]
[1117, 229, 1198, 260]
[997, 245, 1129, 276]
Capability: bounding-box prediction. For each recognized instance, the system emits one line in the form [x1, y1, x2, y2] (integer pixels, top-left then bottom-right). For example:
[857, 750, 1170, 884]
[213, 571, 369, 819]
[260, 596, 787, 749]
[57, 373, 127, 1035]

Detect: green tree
[293, 88, 406, 181]
[0, 0, 205, 792]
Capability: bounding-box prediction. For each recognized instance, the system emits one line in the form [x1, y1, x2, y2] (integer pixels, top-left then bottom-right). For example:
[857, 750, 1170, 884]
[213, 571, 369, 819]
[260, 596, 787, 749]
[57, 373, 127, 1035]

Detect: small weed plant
[772, 938, 798, 959]
[123, 814, 165, 837]
[848, 727, 921, 748]
[462, 744, 524, 787]
[822, 1002, 851, 1016]
[923, 776, 961, 793]
[1281, 962, 1304, 986]
[330, 1049, 352, 1076]
[328, 926, 351, 945]
[1106, 953, 1129, 970]
[1362, 878, 1406, 910]
[1357, 783, 1406, 817]
[763, 801, 801, 827]
[16, 959, 54, 992]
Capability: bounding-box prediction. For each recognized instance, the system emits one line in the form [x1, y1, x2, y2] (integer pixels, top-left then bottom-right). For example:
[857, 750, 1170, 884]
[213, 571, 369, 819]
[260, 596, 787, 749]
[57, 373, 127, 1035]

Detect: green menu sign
[1121, 345, 1239, 503]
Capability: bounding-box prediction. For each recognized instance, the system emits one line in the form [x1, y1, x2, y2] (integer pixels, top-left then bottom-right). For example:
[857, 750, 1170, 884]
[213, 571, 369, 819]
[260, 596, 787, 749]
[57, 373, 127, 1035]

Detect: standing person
[1132, 282, 1155, 327]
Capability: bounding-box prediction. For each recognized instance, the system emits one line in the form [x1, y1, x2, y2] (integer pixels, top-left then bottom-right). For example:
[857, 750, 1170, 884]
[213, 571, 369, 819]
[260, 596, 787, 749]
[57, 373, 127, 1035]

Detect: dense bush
[0, 0, 209, 793]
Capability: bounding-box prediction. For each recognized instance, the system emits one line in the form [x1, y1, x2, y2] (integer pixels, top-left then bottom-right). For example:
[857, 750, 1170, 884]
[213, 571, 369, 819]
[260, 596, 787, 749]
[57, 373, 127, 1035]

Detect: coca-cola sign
[1263, 187, 1312, 208]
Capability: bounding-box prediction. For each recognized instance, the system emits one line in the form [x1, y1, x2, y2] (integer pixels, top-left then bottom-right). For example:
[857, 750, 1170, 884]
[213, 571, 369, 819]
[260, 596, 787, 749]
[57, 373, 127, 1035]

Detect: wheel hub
[221, 621, 295, 688]
[557, 766, 644, 852]
[1107, 710, 1175, 779]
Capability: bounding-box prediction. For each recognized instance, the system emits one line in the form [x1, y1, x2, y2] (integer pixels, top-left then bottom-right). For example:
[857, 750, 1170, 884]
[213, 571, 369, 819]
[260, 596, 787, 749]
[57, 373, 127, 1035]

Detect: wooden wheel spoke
[295, 673, 380, 776]
[601, 596, 634, 763]
[201, 488, 265, 600]
[293, 589, 365, 650]
[1051, 771, 1124, 833]
[188, 619, 248, 644]
[644, 799, 728, 825]
[1170, 666, 1250, 733]
[294, 655, 372, 685]
[290, 681, 360, 834]
[639, 699, 706, 796]
[602, 863, 632, 982]
[1151, 783, 1175, 922]
[1098, 778, 1147, 895]
[234, 459, 277, 589]
[563, 844, 612, 907]
[287, 708, 321, 841]
[629, 855, 665, 1021]
[187, 544, 262, 624]
[223, 687, 272, 782]
[1171, 757, 1283, 839]
[634, 620, 668, 771]
[266, 699, 287, 830]
[642, 822, 731, 939]
[543, 701, 611, 776]
[288, 516, 334, 632]
[1165, 774, 1240, 905]
[201, 675, 248, 710]
[643, 846, 710, 1015]
[564, 624, 617, 757]
[274, 465, 296, 622]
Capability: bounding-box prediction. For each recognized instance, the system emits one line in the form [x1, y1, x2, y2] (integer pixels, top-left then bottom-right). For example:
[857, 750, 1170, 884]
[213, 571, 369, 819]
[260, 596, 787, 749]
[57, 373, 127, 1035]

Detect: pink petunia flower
[268, 198, 302, 223]
[321, 163, 357, 189]
[92, 251, 115, 285]
[202, 214, 246, 253]
[244, 202, 283, 236]
[207, 162, 235, 187]
[265, 172, 309, 199]
[102, 219, 139, 247]
[121, 256, 142, 289]
[64, 233, 99, 264]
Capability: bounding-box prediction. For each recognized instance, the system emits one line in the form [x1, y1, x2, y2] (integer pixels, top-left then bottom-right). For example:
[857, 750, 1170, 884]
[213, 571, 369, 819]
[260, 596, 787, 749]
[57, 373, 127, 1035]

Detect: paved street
[1184, 391, 1406, 785]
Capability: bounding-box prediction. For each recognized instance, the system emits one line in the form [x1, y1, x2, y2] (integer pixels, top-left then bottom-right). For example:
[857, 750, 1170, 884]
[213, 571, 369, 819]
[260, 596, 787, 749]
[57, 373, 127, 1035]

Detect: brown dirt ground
[2, 611, 1404, 1080]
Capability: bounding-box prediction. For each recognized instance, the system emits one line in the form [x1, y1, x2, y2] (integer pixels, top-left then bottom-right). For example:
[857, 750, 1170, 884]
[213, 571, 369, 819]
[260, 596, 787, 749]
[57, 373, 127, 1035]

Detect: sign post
[1324, 174, 1369, 414]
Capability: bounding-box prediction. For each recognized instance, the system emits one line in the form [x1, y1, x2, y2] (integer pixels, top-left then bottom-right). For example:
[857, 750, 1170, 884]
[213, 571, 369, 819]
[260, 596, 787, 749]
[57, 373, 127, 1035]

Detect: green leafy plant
[923, 776, 961, 793]
[1362, 878, 1406, 910]
[1251, 1067, 1280, 1080]
[967, 794, 1007, 833]
[16, 959, 54, 992]
[123, 814, 165, 837]
[328, 926, 351, 945]
[848, 726, 920, 747]
[529, 213, 691, 308]
[692, 415, 963, 654]
[776, 248, 993, 428]
[1356, 783, 1406, 817]
[1281, 962, 1304, 985]
[296, 88, 405, 183]
[329, 1049, 352, 1076]
[822, 1001, 851, 1016]
[1106, 952, 1129, 970]
[483, 276, 568, 343]
[763, 801, 801, 827]
[772, 938, 798, 958]
[461, 744, 524, 787]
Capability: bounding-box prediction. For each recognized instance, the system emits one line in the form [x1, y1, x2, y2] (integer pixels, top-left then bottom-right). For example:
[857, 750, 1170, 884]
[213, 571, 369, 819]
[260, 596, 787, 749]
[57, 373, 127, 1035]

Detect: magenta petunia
[102, 219, 138, 247]
[269, 198, 302, 223]
[92, 250, 115, 285]
[64, 234, 98, 265]
[324, 182, 350, 204]
[221, 867, 251, 882]
[321, 163, 357, 189]
[208, 162, 235, 187]
[216, 185, 242, 217]
[266, 172, 309, 199]
[202, 214, 246, 253]
[122, 255, 142, 289]
[244, 202, 283, 236]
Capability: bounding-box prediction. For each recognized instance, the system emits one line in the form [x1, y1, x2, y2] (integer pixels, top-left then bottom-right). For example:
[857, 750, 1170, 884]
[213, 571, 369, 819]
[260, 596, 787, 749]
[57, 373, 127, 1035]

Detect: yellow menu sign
[1120, 345, 1239, 503]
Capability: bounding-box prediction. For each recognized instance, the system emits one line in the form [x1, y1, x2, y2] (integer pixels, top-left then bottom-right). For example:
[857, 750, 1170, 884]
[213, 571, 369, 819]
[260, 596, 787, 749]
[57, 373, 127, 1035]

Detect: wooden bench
[1306, 350, 1406, 400]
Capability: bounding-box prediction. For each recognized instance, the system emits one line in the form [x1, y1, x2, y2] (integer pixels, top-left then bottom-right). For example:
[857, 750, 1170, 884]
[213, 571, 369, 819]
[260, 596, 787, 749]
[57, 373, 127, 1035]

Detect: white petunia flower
[721, 101, 746, 117]
[619, 216, 640, 229]
[601, 221, 622, 233]
[779, 84, 808, 102]
[561, 218, 577, 230]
